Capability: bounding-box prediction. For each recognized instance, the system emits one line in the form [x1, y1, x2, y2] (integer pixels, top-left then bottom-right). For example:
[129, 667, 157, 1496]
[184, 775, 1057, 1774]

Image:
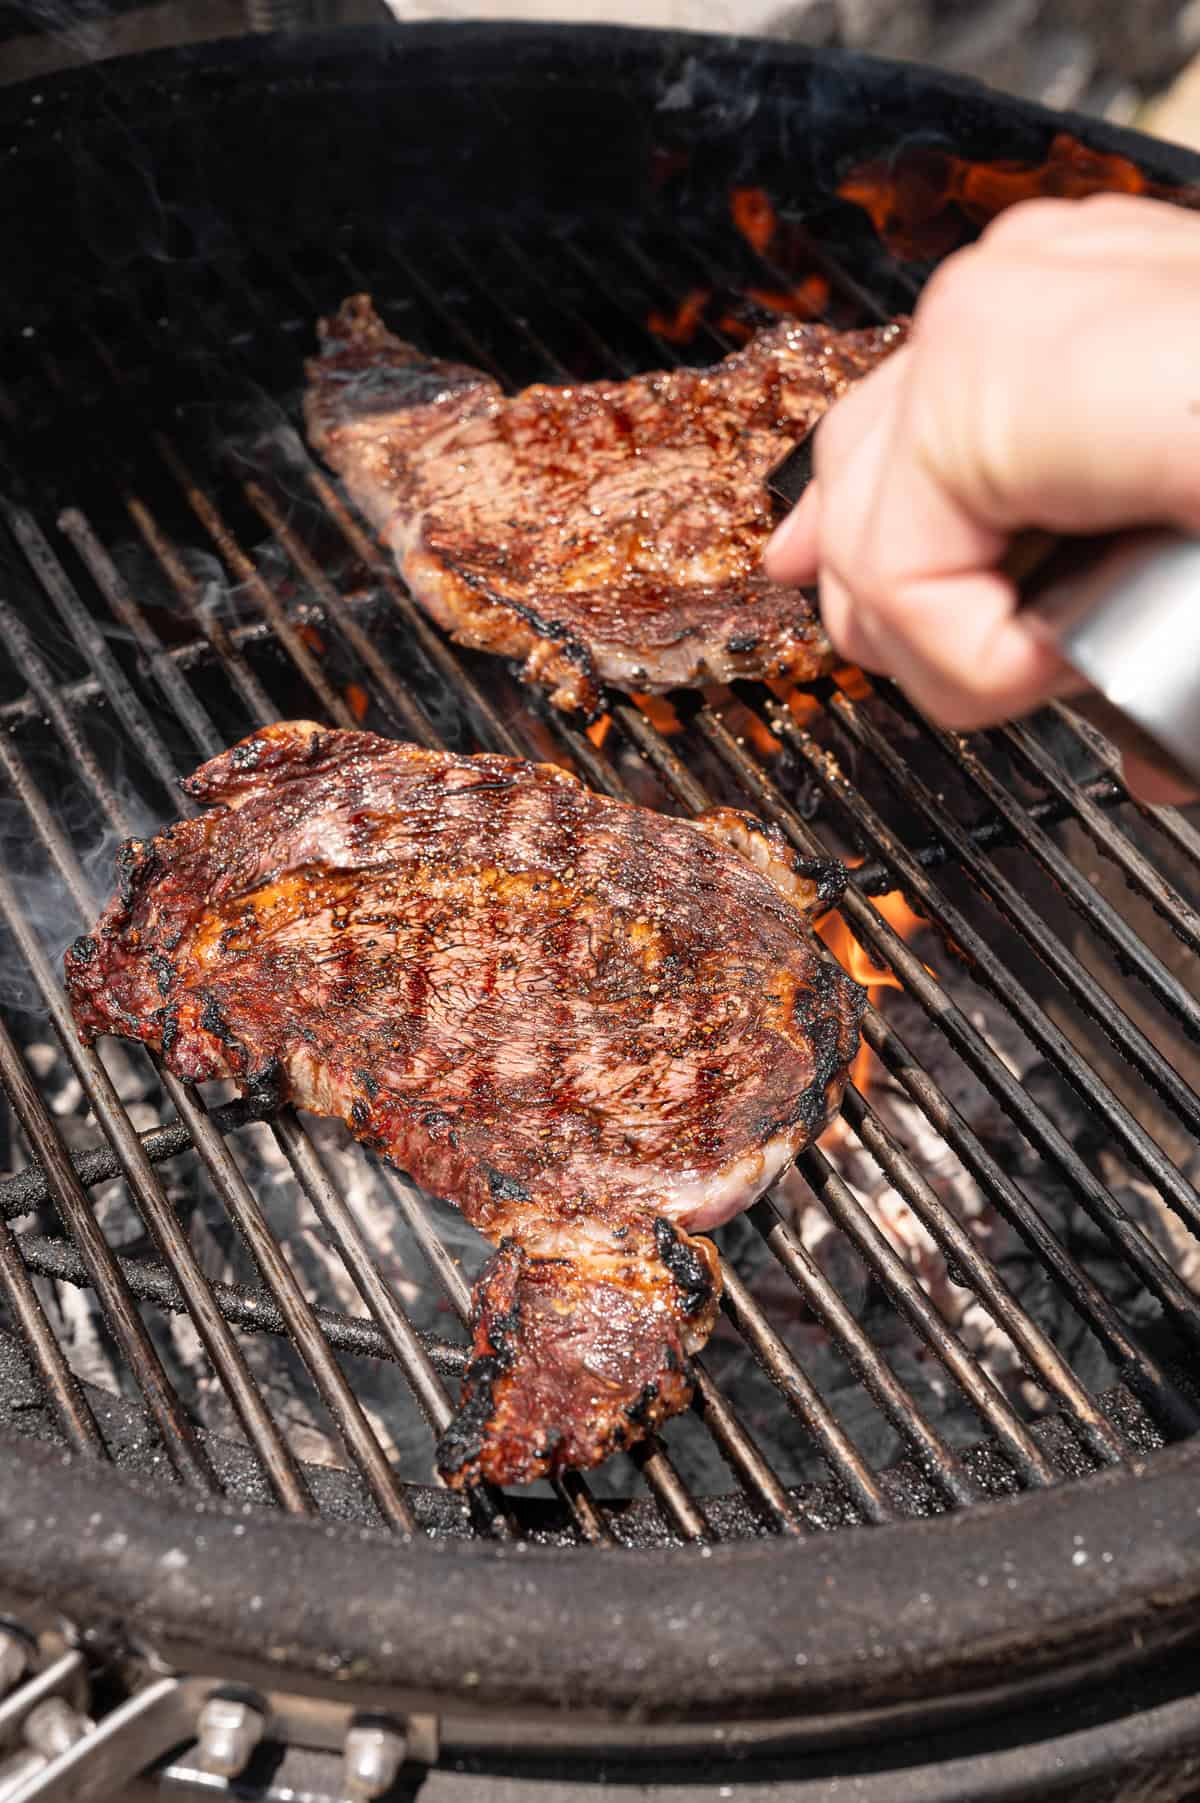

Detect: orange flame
[834, 663, 872, 701]
[765, 677, 824, 727]
[742, 711, 782, 760]
[647, 288, 711, 344]
[731, 185, 778, 255]
[344, 682, 369, 723]
[818, 909, 903, 993]
[745, 275, 830, 319]
[786, 688, 823, 726]
[645, 191, 831, 344]
[838, 131, 1182, 262]
[586, 713, 612, 750]
[633, 692, 683, 735]
[819, 887, 928, 1099]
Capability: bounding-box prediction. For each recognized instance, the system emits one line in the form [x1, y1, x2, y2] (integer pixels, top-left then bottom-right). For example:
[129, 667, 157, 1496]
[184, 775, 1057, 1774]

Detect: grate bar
[799, 1143, 1056, 1486]
[761, 694, 1200, 1345]
[860, 684, 1200, 1152]
[241, 480, 441, 751]
[14, 1228, 467, 1375]
[0, 1008, 219, 1492]
[0, 1209, 106, 1456]
[838, 1084, 1125, 1466]
[154, 433, 361, 731]
[825, 686, 1200, 1235]
[692, 699, 1196, 1435]
[0, 818, 316, 1513]
[718, 1261, 891, 1525]
[269, 1114, 454, 1438]
[857, 1003, 1200, 1434]
[0, 615, 280, 729]
[900, 697, 1200, 1046]
[688, 1360, 806, 1535]
[496, 231, 640, 379]
[0, 1094, 263, 1221]
[0, 513, 423, 1532]
[1000, 716, 1200, 960]
[559, 233, 732, 367]
[56, 507, 221, 767]
[2, 497, 184, 810]
[748, 1195, 985, 1506]
[1052, 702, 1200, 876]
[123, 491, 282, 729]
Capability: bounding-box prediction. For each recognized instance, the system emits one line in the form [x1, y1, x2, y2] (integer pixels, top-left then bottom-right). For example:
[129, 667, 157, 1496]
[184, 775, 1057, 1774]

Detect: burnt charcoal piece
[304, 295, 905, 714]
[65, 722, 863, 1486]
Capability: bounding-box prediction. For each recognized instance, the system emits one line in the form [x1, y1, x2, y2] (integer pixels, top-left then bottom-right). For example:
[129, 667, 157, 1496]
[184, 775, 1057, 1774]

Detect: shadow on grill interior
[2, 17, 1200, 1803]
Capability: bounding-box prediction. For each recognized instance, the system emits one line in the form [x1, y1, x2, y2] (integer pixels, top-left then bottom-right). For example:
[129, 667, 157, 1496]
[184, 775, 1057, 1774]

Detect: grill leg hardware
[342, 1720, 407, 1799]
[20, 1701, 90, 1762]
[0, 1639, 26, 1701]
[194, 1694, 266, 1779]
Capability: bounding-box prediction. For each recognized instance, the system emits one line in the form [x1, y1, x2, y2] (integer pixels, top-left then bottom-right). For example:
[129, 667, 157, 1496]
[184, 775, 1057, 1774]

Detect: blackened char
[303, 296, 906, 713]
[65, 723, 864, 1486]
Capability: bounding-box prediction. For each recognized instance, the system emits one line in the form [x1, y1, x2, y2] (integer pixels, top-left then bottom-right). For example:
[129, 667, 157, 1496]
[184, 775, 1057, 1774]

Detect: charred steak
[65, 723, 864, 1487]
[304, 296, 905, 714]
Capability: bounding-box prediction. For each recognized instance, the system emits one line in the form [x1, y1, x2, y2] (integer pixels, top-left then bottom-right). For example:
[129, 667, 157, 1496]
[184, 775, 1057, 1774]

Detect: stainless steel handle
[1011, 528, 1200, 791]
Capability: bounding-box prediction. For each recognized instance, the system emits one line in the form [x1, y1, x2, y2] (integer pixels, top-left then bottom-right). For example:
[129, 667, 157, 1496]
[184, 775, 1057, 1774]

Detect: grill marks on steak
[303, 296, 906, 713]
[65, 723, 864, 1487]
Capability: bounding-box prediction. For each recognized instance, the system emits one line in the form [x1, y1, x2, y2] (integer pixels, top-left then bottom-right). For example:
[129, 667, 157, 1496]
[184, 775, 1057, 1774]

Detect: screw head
[195, 1696, 265, 1780]
[342, 1722, 406, 1800]
[23, 1698, 89, 1760]
[0, 1632, 27, 1697]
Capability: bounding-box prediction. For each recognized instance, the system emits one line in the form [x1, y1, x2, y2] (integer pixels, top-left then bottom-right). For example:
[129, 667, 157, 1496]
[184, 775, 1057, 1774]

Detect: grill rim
[3, 1431, 1200, 1727]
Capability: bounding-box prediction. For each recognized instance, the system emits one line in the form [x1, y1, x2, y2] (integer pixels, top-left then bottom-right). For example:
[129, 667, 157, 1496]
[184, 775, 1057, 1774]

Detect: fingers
[762, 193, 1200, 738]
[765, 344, 912, 586]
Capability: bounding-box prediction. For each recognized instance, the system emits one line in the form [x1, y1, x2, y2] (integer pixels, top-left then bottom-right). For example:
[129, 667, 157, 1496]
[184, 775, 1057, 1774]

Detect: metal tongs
[767, 437, 1200, 793]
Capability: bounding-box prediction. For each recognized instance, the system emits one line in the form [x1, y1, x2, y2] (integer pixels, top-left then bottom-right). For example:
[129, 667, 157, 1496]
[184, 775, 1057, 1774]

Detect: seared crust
[304, 295, 906, 713]
[65, 722, 863, 1485]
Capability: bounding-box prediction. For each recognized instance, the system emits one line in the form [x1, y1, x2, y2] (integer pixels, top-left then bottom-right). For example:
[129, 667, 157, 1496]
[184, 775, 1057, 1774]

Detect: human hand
[763, 192, 1200, 802]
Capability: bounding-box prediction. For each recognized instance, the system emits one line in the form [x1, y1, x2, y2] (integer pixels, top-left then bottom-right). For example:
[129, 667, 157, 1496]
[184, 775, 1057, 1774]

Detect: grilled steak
[65, 723, 863, 1487]
[304, 296, 905, 714]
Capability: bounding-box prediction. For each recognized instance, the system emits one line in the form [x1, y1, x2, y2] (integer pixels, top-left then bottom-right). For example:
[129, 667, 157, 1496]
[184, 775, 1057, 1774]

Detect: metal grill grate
[0, 203, 1198, 1556]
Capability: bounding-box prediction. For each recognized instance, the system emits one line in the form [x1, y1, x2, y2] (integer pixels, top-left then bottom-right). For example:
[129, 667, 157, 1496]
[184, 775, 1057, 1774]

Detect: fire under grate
[0, 190, 1199, 1561]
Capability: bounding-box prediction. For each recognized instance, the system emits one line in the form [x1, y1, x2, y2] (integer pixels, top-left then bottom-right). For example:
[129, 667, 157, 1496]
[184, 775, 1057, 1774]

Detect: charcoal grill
[2, 20, 1200, 1802]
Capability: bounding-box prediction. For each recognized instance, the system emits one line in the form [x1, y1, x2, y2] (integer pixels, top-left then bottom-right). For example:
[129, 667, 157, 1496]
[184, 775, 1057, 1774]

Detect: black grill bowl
[3, 23, 1200, 1801]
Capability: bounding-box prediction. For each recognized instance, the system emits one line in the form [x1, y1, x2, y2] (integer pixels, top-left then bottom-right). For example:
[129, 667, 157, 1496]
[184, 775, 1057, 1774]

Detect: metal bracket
[0, 1629, 439, 1803]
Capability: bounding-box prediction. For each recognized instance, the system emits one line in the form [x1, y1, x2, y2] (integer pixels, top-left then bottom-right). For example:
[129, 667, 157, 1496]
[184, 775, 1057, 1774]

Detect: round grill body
[1, 23, 1200, 1800]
